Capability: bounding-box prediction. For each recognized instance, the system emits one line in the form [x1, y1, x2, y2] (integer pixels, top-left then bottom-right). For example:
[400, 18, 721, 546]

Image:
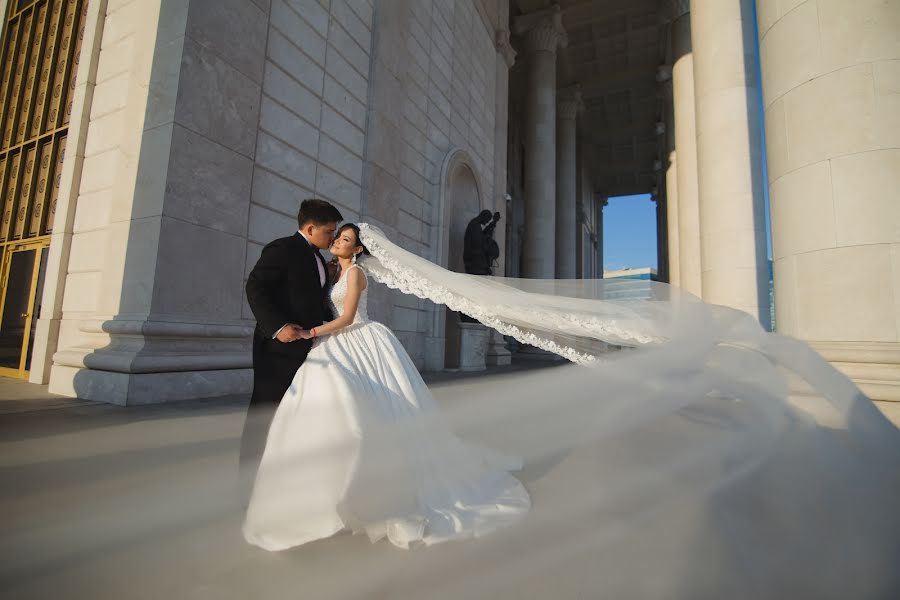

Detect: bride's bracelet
[311, 327, 317, 338]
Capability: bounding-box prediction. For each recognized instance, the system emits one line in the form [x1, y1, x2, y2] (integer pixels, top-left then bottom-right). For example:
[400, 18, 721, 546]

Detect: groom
[238, 198, 343, 501]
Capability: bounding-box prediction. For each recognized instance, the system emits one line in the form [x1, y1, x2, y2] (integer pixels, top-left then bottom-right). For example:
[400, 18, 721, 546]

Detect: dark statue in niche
[463, 209, 501, 276]
[461, 209, 501, 323]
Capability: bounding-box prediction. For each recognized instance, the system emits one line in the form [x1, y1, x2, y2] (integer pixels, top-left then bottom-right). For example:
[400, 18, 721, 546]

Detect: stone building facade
[0, 0, 896, 405]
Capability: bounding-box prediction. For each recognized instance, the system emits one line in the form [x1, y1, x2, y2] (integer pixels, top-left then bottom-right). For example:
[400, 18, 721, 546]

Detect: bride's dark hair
[337, 223, 371, 257]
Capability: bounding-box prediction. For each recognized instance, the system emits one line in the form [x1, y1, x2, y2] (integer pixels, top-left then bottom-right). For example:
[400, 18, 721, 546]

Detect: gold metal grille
[0, 0, 87, 246]
[0, 0, 86, 377]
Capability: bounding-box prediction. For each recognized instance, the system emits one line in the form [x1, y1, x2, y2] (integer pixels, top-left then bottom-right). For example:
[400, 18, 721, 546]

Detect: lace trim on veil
[358, 223, 637, 365]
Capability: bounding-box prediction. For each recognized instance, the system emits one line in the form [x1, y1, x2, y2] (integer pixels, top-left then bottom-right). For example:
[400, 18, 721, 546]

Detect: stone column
[665, 147, 680, 286]
[671, 2, 702, 297]
[652, 187, 668, 281]
[46, 0, 267, 404]
[486, 24, 515, 367]
[757, 0, 900, 400]
[30, 0, 108, 383]
[690, 0, 769, 324]
[513, 5, 567, 279]
[597, 195, 607, 275]
[658, 65, 680, 286]
[555, 84, 582, 279]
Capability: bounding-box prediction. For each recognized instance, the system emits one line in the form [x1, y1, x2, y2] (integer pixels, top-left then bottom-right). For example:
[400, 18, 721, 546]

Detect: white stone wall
[359, 0, 502, 366]
[56, 0, 176, 352]
[47, 0, 270, 401]
[243, 0, 375, 321]
[40, 0, 505, 400]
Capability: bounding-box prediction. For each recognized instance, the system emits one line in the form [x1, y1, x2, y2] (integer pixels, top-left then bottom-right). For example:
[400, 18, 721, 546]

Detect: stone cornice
[513, 4, 567, 55]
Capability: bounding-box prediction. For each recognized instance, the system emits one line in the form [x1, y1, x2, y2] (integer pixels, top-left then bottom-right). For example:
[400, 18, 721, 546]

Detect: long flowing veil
[6, 224, 898, 599]
[358, 222, 896, 444]
[355, 222, 900, 597]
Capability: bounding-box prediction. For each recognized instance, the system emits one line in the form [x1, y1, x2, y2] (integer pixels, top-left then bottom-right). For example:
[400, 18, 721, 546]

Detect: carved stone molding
[495, 27, 517, 68]
[513, 4, 567, 55]
[557, 84, 584, 120]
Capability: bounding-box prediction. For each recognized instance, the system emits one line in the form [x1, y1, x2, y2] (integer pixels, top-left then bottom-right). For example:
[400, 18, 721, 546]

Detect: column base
[515, 346, 566, 361]
[49, 364, 252, 405]
[485, 330, 512, 366]
[28, 317, 61, 384]
[810, 341, 900, 402]
[47, 317, 254, 404]
[455, 323, 489, 372]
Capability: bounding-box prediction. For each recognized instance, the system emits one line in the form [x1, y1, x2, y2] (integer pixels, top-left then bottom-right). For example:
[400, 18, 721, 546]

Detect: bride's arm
[304, 267, 367, 338]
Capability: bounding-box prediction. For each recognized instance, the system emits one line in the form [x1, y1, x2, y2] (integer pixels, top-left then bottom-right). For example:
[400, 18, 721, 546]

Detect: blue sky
[602, 194, 659, 271]
[602, 6, 772, 273]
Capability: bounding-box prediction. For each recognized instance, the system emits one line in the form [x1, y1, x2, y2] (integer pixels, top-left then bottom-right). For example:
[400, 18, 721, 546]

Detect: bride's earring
[351, 252, 358, 265]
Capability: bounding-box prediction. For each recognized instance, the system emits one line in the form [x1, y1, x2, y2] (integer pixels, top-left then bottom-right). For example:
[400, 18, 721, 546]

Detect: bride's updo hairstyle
[337, 223, 371, 258]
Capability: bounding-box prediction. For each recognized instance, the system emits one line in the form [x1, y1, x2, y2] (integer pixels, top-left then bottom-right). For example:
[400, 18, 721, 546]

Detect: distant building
[603, 267, 658, 281]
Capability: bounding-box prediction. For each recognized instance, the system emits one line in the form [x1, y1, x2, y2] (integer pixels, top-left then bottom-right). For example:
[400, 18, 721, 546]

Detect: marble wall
[243, 0, 375, 316]
[48, 0, 269, 402]
[38, 0, 507, 401]
[358, 0, 504, 367]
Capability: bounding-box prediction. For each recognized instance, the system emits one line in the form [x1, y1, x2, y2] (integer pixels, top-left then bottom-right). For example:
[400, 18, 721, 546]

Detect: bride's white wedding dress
[243, 265, 530, 551]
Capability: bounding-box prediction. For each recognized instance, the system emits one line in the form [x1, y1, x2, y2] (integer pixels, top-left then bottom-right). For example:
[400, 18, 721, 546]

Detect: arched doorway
[443, 162, 481, 369]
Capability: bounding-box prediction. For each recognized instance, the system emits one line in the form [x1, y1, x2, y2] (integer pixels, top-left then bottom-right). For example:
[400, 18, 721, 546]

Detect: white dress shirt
[299, 230, 327, 287]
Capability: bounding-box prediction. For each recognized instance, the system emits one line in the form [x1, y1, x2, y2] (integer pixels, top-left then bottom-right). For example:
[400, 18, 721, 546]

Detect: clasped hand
[275, 324, 315, 342]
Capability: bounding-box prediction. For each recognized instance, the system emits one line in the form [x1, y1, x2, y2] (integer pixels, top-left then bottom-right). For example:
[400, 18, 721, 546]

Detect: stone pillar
[555, 84, 582, 279]
[597, 195, 607, 275]
[658, 65, 680, 286]
[30, 0, 108, 383]
[665, 149, 680, 286]
[492, 23, 516, 277]
[46, 0, 267, 403]
[486, 24, 516, 367]
[757, 0, 900, 400]
[513, 5, 567, 279]
[652, 188, 668, 281]
[671, 2, 702, 297]
[690, 0, 769, 324]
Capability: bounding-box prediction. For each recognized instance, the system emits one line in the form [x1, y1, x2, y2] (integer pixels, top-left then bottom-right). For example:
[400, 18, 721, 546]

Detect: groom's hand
[275, 324, 303, 343]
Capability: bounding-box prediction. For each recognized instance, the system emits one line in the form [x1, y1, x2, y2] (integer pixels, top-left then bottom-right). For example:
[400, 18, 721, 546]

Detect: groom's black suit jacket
[247, 232, 333, 356]
[240, 233, 334, 479]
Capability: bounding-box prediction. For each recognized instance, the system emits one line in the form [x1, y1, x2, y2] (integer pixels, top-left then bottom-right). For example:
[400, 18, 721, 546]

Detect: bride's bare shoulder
[348, 264, 368, 288]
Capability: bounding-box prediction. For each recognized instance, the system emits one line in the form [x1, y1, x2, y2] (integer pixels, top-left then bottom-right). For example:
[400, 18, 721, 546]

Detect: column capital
[557, 84, 584, 120]
[596, 193, 609, 208]
[495, 27, 517, 68]
[665, 0, 690, 21]
[513, 4, 567, 54]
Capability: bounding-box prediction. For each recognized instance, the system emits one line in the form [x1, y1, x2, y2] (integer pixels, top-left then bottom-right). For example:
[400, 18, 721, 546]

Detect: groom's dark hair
[298, 198, 343, 227]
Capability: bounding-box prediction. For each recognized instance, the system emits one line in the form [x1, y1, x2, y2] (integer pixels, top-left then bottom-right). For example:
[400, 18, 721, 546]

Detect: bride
[242, 224, 531, 551]
[243, 220, 900, 594]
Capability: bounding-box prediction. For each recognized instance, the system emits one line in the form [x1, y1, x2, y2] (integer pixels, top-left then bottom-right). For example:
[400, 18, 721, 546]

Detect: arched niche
[423, 149, 483, 371]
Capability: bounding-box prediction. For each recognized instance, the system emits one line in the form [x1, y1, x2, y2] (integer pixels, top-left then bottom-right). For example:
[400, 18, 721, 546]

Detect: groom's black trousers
[237, 330, 313, 505]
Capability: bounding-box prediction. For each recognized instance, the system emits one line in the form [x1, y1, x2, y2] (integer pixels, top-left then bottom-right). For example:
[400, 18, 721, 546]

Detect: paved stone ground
[1, 366, 898, 600]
